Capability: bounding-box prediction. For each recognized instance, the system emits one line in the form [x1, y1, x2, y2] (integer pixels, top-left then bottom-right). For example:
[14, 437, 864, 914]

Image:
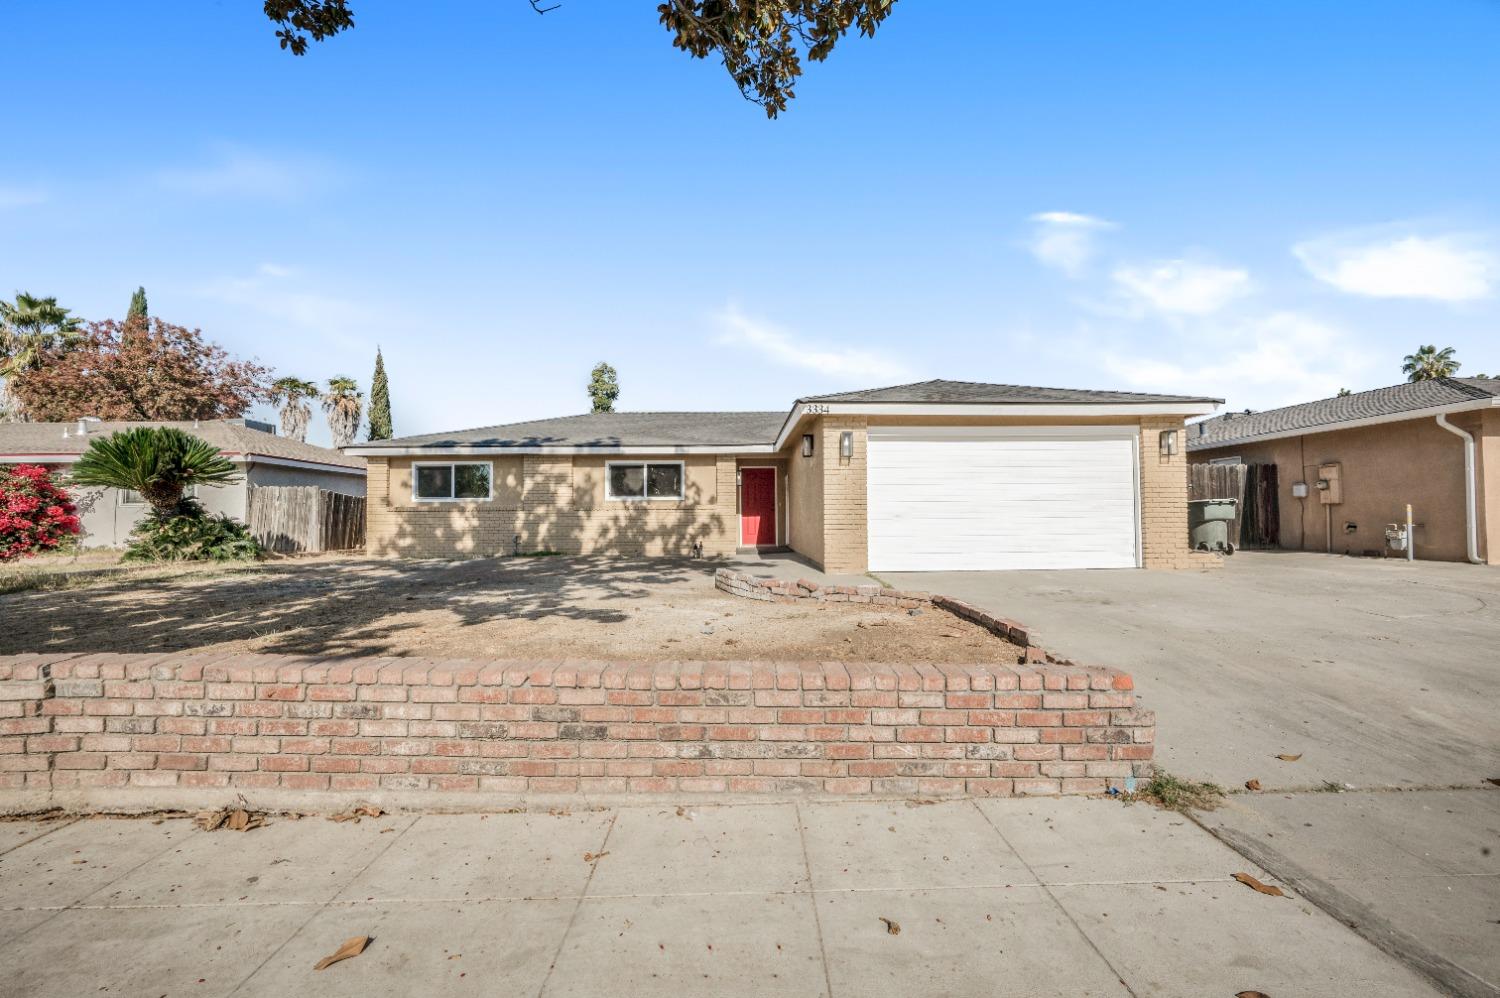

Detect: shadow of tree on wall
[0, 555, 719, 658]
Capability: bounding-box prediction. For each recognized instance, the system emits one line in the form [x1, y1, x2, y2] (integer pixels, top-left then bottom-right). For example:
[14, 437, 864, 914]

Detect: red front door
[740, 468, 776, 546]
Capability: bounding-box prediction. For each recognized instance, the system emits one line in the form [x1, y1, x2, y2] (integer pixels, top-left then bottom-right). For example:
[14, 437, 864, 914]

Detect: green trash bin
[1187, 499, 1237, 554]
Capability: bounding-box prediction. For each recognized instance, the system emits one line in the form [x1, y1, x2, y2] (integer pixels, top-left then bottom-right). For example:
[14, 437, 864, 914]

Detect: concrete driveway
[0, 801, 1438, 998]
[886, 552, 1500, 997]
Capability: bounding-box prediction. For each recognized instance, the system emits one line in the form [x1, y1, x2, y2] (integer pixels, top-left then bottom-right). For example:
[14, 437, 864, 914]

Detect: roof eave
[1187, 397, 1500, 452]
[772, 399, 1223, 452]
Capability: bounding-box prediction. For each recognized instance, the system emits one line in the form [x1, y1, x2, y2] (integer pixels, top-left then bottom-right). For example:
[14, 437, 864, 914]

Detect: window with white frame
[606, 461, 684, 500]
[413, 462, 493, 501]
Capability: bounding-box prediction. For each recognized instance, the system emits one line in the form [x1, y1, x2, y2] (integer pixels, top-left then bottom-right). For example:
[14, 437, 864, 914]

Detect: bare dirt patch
[0, 556, 1024, 664]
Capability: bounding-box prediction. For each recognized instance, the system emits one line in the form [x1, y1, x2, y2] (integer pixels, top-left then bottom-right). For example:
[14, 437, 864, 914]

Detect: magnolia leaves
[1232, 873, 1285, 898]
[314, 935, 370, 971]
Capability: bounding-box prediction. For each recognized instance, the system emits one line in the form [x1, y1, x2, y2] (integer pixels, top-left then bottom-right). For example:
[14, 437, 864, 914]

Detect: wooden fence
[247, 486, 366, 554]
[1188, 462, 1280, 549]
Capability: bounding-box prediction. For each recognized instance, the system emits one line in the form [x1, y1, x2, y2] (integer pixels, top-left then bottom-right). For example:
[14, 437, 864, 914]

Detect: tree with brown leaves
[8, 318, 271, 422]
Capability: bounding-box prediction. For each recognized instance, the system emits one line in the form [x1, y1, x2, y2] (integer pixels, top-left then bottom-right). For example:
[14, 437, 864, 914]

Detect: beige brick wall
[366, 454, 738, 558]
[1139, 416, 1213, 569]
[785, 430, 824, 566]
[820, 416, 869, 573]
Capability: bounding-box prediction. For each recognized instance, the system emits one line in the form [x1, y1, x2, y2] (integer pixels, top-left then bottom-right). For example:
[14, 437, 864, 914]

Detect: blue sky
[4, 1, 1498, 445]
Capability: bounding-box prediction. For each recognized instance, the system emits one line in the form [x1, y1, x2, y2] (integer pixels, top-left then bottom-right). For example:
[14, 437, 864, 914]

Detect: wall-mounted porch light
[839, 431, 854, 460]
[1159, 429, 1179, 457]
[801, 433, 815, 457]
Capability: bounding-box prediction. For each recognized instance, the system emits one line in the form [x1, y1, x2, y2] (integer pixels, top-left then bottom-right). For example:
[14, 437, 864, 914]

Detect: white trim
[0, 453, 363, 476]
[411, 460, 495, 503]
[866, 423, 1140, 441]
[235, 454, 365, 476]
[346, 444, 772, 457]
[1435, 414, 1483, 564]
[737, 464, 780, 547]
[1188, 397, 1500, 452]
[774, 401, 1220, 452]
[604, 460, 686, 501]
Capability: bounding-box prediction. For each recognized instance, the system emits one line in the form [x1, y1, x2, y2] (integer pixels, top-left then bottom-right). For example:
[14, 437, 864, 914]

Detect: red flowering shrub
[0, 464, 82, 561]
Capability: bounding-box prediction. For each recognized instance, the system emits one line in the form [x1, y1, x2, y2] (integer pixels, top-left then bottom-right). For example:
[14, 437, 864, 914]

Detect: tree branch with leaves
[262, 0, 898, 117]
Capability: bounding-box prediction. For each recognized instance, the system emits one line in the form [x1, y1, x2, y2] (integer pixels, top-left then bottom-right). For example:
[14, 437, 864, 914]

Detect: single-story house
[345, 380, 1221, 572]
[0, 418, 365, 548]
[1189, 378, 1500, 564]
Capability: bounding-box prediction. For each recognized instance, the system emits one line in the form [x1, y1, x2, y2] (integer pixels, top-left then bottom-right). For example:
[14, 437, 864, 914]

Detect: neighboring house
[346, 380, 1221, 572]
[0, 418, 366, 548]
[1189, 378, 1500, 564]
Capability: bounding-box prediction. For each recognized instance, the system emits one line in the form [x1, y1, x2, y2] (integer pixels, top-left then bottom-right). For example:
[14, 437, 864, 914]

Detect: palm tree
[270, 376, 320, 442]
[0, 293, 83, 422]
[0, 292, 83, 377]
[322, 376, 363, 448]
[1402, 345, 1460, 382]
[71, 427, 240, 519]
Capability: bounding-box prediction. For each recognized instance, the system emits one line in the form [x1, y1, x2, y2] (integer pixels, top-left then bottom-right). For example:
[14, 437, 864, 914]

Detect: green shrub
[123, 500, 260, 563]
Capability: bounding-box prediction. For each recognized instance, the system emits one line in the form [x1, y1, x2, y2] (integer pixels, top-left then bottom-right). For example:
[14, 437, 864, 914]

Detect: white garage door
[867, 426, 1139, 571]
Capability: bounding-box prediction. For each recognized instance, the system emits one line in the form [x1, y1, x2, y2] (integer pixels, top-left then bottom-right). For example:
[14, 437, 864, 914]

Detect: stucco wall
[1190, 410, 1493, 563]
[245, 462, 366, 496]
[70, 481, 244, 549]
[366, 454, 739, 558]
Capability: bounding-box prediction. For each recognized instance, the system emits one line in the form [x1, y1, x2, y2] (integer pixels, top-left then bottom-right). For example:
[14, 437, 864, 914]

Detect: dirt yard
[0, 555, 1023, 664]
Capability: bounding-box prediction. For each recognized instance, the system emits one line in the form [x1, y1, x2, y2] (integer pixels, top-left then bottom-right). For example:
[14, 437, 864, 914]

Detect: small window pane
[454, 463, 491, 499]
[416, 465, 453, 499]
[646, 463, 683, 499]
[609, 464, 645, 498]
[120, 488, 143, 505]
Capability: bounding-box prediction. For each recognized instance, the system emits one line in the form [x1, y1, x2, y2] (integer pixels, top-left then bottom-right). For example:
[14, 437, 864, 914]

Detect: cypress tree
[127, 287, 148, 320]
[368, 348, 393, 441]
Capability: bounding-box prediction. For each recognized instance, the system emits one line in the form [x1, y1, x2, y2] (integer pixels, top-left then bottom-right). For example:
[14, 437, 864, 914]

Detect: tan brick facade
[367, 454, 741, 558]
[1138, 416, 1217, 569]
[366, 415, 1205, 570]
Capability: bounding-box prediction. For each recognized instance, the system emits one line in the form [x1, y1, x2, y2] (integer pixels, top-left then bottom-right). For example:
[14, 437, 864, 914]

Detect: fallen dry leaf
[1232, 873, 1285, 897]
[314, 935, 370, 971]
[194, 807, 267, 832]
[329, 805, 384, 824]
[1244, 779, 1262, 791]
[1235, 992, 1270, 998]
[1274, 753, 1302, 762]
[879, 917, 901, 935]
[583, 851, 610, 863]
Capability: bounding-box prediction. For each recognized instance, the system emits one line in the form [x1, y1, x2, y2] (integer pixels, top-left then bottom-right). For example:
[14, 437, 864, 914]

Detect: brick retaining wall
[0, 653, 1153, 811]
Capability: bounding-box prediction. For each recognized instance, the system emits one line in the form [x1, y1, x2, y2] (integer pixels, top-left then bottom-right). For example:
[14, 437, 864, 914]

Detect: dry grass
[1122, 767, 1225, 812]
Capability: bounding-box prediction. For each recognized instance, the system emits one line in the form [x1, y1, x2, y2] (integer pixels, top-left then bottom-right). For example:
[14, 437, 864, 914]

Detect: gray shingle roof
[0, 419, 364, 470]
[363, 411, 788, 449]
[1188, 378, 1500, 451]
[800, 379, 1222, 405]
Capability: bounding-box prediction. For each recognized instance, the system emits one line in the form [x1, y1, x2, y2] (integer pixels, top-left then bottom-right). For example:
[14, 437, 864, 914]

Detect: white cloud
[1293, 232, 1496, 302]
[714, 306, 911, 381]
[0, 185, 48, 210]
[1112, 259, 1251, 316]
[194, 268, 380, 354]
[1101, 311, 1368, 411]
[156, 146, 336, 199]
[1027, 211, 1115, 277]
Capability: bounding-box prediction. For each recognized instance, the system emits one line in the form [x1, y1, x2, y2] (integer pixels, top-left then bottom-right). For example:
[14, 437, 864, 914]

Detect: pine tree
[368, 348, 393, 441]
[588, 362, 620, 414]
[127, 287, 148, 321]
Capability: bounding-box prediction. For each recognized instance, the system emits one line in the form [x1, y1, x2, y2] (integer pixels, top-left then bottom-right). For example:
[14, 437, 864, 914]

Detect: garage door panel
[867, 431, 1138, 572]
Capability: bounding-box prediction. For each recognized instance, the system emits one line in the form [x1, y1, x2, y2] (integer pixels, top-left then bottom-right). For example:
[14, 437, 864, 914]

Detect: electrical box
[1317, 462, 1343, 505]
[1291, 481, 1309, 499]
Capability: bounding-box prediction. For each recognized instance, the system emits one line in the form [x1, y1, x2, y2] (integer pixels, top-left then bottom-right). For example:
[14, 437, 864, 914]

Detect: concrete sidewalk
[885, 552, 1500, 997]
[0, 798, 1438, 997]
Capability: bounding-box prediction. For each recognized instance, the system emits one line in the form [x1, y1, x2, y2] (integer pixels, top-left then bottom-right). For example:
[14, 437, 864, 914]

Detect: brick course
[0, 653, 1151, 806]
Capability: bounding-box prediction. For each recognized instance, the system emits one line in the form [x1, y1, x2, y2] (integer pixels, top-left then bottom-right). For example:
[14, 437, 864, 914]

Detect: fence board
[248, 486, 365, 553]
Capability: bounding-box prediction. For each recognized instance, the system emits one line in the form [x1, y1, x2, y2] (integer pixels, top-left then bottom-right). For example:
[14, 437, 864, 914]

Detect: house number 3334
[803, 404, 830, 414]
